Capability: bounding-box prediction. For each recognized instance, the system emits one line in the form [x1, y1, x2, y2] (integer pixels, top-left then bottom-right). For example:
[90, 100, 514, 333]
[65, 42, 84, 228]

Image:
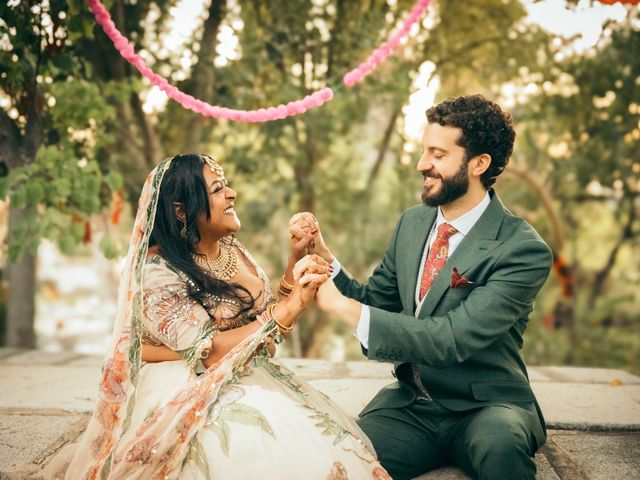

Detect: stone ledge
[1, 349, 639, 479]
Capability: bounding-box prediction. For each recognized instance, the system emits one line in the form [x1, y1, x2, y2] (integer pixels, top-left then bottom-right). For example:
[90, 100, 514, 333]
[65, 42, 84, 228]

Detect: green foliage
[47, 81, 116, 128]
[507, 8, 640, 372]
[516, 22, 640, 196]
[0, 0, 143, 261]
[4, 145, 121, 260]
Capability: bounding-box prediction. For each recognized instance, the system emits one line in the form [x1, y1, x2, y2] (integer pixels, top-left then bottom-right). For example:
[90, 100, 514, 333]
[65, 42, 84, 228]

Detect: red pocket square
[451, 267, 474, 288]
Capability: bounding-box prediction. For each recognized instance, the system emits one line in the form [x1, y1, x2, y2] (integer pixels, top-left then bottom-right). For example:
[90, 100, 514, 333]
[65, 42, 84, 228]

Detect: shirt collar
[435, 191, 491, 236]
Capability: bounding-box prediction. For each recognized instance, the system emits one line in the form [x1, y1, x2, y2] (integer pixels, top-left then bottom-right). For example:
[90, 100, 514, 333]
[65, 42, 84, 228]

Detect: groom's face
[417, 123, 470, 207]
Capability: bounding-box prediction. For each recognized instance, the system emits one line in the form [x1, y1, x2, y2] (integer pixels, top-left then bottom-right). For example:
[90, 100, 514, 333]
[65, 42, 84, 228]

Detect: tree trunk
[180, 0, 226, 151]
[4, 205, 36, 348]
[588, 197, 637, 308]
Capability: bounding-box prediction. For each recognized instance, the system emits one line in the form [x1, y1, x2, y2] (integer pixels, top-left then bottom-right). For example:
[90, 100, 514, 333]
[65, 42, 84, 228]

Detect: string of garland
[87, 0, 431, 122]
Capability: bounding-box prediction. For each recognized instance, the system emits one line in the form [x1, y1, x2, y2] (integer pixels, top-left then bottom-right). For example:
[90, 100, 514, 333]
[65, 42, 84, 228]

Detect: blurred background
[0, 0, 638, 373]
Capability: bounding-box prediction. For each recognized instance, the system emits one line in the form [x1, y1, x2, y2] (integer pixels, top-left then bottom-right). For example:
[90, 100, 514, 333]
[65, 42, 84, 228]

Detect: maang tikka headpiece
[202, 154, 225, 177]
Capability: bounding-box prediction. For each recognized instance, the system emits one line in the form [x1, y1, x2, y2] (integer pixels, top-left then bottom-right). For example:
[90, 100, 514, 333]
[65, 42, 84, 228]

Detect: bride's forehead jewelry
[203, 154, 225, 177]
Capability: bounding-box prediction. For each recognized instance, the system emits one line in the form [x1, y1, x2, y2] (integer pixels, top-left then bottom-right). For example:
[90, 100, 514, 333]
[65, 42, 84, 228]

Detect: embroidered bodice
[141, 238, 277, 368]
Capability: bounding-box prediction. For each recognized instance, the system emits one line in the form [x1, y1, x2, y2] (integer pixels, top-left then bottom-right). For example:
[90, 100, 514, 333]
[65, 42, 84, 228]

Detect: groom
[289, 95, 552, 480]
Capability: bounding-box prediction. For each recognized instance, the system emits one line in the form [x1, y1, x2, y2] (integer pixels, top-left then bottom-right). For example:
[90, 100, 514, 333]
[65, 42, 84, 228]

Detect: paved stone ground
[1, 349, 638, 479]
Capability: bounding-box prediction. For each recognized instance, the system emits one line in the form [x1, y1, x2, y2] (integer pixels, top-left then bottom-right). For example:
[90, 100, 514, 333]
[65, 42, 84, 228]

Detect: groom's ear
[470, 153, 491, 177]
[173, 202, 186, 222]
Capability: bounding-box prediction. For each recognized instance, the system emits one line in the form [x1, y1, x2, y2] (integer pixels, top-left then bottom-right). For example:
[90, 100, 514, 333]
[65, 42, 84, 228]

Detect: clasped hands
[288, 213, 346, 315]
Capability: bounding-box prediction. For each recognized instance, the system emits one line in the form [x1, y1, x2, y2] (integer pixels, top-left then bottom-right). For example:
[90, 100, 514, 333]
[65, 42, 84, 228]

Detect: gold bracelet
[280, 275, 295, 290]
[270, 302, 295, 333]
[278, 285, 292, 297]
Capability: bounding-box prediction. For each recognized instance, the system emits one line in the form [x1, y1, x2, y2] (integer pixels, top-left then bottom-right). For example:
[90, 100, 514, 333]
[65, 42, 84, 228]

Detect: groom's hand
[289, 212, 333, 263]
[290, 254, 331, 310]
[316, 280, 360, 328]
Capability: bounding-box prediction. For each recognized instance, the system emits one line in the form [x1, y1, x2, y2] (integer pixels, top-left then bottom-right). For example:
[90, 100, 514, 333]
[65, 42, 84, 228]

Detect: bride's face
[197, 165, 240, 239]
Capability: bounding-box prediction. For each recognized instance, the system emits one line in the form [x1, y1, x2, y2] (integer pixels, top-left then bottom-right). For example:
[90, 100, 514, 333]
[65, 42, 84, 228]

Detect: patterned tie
[419, 223, 458, 300]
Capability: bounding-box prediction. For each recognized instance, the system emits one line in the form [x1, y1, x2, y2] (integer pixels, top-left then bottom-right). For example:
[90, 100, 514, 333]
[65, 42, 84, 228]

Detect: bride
[46, 153, 389, 479]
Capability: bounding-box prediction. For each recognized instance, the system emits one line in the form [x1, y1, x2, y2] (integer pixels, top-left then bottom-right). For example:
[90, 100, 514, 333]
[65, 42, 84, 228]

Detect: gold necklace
[195, 243, 239, 281]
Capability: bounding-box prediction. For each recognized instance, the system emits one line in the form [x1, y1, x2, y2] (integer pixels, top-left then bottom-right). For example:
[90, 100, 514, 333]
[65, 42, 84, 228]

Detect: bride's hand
[288, 213, 317, 260]
[289, 213, 333, 263]
[289, 254, 331, 310]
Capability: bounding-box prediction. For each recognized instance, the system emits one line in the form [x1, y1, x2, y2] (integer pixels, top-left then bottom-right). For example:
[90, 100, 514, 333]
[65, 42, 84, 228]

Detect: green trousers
[357, 400, 541, 480]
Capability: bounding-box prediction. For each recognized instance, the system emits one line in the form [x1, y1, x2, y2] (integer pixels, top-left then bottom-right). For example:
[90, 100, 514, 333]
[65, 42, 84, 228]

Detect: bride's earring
[180, 219, 188, 239]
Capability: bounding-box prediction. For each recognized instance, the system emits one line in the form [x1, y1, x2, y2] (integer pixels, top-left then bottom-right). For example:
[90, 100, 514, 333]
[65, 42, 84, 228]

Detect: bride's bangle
[278, 275, 294, 297]
[270, 302, 295, 334]
[280, 275, 295, 289]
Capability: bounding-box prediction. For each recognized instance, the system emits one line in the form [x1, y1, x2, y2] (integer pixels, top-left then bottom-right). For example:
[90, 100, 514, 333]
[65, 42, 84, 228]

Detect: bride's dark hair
[148, 153, 255, 316]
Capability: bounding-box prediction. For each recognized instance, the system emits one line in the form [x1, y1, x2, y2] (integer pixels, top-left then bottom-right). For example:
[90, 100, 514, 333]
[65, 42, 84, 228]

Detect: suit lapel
[405, 207, 436, 312]
[417, 191, 506, 318]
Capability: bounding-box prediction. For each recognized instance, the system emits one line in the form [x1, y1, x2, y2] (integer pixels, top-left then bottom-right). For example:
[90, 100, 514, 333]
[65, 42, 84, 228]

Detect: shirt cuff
[354, 305, 371, 349]
[329, 258, 341, 280]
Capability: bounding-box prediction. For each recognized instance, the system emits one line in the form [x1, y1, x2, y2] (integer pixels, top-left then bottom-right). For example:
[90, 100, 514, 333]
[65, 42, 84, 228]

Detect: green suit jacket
[335, 190, 552, 446]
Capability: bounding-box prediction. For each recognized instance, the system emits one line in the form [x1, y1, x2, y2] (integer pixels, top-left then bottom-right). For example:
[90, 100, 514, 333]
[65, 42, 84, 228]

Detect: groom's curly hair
[426, 95, 515, 188]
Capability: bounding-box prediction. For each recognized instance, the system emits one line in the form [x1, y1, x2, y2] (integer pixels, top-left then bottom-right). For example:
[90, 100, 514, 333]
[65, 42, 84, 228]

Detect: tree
[0, 0, 151, 346]
[507, 5, 640, 369]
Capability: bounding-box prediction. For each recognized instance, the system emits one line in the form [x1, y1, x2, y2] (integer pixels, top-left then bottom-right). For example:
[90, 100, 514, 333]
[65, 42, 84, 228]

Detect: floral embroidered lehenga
[46, 158, 389, 480]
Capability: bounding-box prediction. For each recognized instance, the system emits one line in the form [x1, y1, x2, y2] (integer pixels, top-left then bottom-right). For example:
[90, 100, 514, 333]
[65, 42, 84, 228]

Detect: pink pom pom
[372, 50, 385, 63]
[388, 34, 401, 48]
[201, 105, 216, 117]
[320, 88, 333, 102]
[275, 105, 288, 119]
[138, 66, 153, 78]
[250, 110, 262, 122]
[253, 108, 267, 122]
[121, 45, 134, 59]
[266, 106, 278, 118]
[343, 72, 354, 87]
[147, 73, 162, 85]
[307, 95, 321, 108]
[171, 91, 185, 103]
[286, 103, 298, 116]
[192, 101, 206, 114]
[130, 55, 143, 68]
[164, 85, 182, 101]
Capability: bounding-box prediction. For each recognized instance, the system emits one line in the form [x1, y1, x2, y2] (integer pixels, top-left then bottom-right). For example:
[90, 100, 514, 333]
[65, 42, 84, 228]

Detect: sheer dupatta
[64, 158, 277, 479]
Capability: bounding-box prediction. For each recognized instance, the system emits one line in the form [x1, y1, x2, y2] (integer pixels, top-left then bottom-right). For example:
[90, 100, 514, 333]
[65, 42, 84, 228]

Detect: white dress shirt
[331, 192, 491, 349]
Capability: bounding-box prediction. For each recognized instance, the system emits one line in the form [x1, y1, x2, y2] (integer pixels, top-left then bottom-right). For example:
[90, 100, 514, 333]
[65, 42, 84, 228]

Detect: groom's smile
[417, 123, 472, 207]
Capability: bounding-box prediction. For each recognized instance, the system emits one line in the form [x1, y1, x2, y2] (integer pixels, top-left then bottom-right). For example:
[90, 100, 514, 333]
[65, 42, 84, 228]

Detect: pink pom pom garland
[343, 0, 431, 87]
[87, 0, 430, 122]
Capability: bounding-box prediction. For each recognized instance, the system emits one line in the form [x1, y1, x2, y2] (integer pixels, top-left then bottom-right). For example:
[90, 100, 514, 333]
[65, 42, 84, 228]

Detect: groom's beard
[421, 161, 470, 207]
